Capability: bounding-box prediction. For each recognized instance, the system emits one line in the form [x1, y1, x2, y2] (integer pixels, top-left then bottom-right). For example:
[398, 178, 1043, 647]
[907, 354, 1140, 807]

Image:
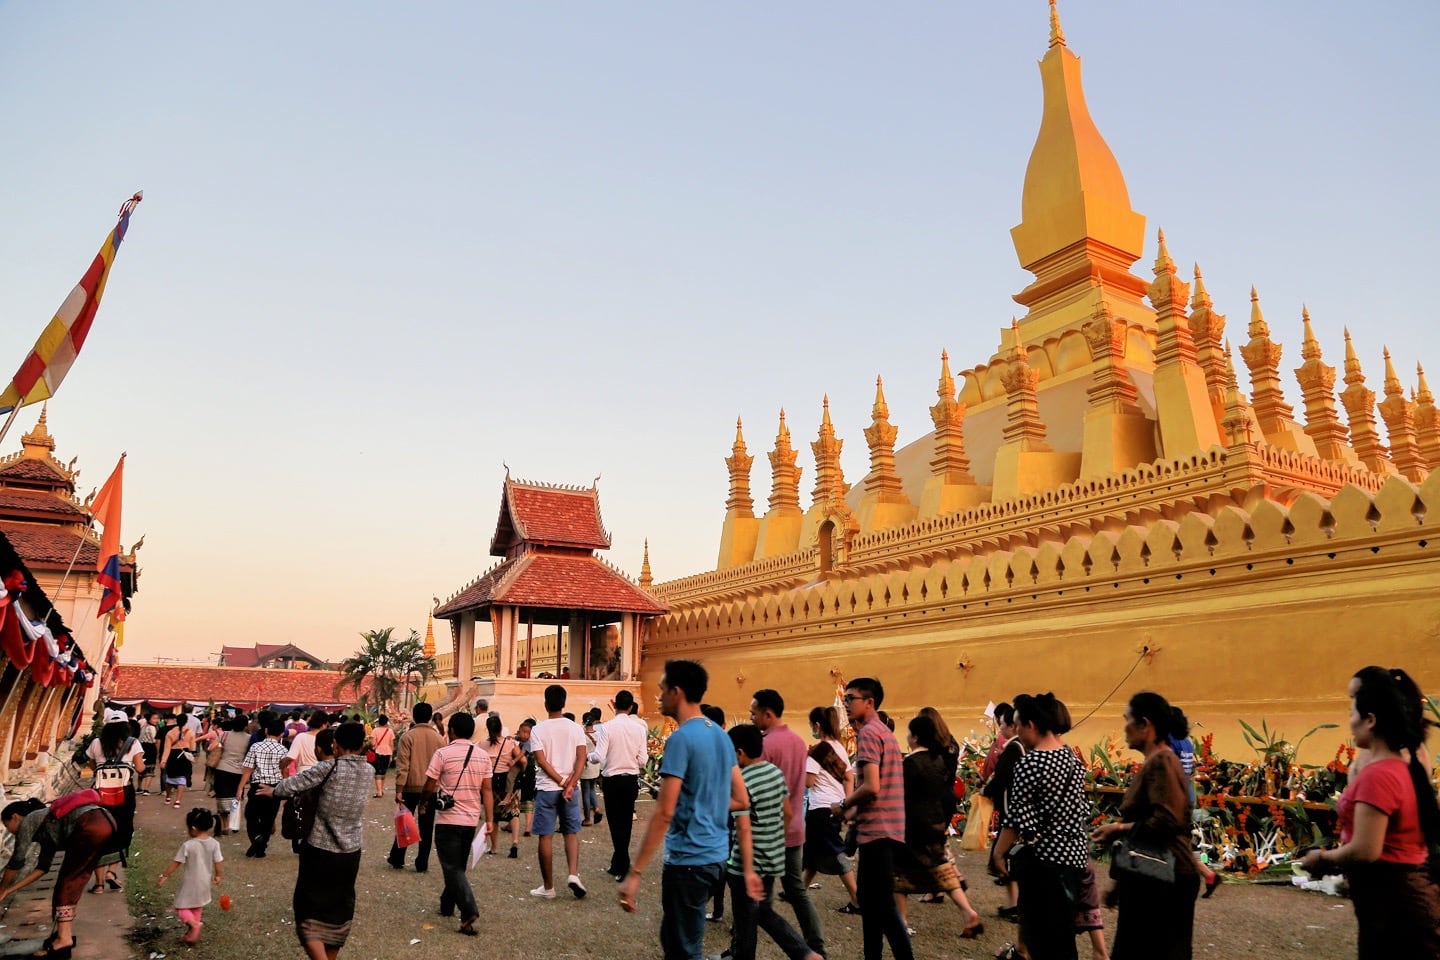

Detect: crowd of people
[0, 660, 1430, 960]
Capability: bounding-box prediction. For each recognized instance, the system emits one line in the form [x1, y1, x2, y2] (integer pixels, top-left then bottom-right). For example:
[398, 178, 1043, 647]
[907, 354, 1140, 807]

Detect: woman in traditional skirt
[159, 718, 197, 808]
[84, 715, 144, 892]
[0, 795, 117, 960]
[1300, 667, 1440, 959]
[894, 713, 983, 938]
[261, 721, 370, 960]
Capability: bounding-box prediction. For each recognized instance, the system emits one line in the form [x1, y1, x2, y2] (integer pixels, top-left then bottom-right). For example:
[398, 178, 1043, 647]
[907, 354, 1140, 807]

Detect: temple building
[644, 3, 1440, 760]
[429, 475, 667, 721]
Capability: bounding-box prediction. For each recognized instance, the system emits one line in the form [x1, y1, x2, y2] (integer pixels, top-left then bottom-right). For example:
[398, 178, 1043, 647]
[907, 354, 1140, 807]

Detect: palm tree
[336, 628, 438, 716]
[394, 635, 438, 714]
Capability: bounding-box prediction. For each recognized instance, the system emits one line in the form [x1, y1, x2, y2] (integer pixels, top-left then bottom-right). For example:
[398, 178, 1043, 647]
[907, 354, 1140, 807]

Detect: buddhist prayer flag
[92, 454, 125, 617]
[0, 193, 142, 415]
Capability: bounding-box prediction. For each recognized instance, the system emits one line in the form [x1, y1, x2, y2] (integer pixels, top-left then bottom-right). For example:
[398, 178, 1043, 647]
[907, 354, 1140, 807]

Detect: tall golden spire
[724, 417, 755, 516]
[928, 350, 974, 483]
[1239, 286, 1301, 442]
[767, 409, 802, 512]
[639, 539, 653, 590]
[1292, 306, 1356, 465]
[1338, 329, 1394, 474]
[1081, 285, 1140, 413]
[999, 320, 1051, 448]
[1414, 363, 1440, 470]
[1146, 229, 1221, 455]
[1187, 263, 1229, 422]
[1011, 1, 1146, 311]
[423, 613, 436, 658]
[1377, 347, 1425, 480]
[862, 376, 904, 500]
[810, 396, 846, 506]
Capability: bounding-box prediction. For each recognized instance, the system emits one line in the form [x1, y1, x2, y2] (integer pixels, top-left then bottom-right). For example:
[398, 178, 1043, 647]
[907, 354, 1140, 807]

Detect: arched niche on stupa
[1054, 330, 1092, 374]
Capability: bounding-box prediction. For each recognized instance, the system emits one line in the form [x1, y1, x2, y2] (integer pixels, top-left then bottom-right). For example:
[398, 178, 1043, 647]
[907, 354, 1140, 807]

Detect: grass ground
[124, 789, 1360, 960]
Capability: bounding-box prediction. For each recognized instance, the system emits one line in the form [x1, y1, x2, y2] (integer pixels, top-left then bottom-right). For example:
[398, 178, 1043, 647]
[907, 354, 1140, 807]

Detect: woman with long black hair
[84, 715, 143, 892]
[990, 692, 1089, 960]
[0, 794, 117, 960]
[1091, 692, 1197, 959]
[802, 705, 859, 913]
[1300, 667, 1440, 958]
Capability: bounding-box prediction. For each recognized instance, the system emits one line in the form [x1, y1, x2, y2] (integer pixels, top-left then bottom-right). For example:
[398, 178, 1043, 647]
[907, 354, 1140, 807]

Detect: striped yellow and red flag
[0, 193, 142, 414]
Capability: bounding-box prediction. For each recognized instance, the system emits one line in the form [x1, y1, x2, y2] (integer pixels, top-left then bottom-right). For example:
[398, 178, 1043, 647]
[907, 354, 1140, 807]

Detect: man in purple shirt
[751, 688, 826, 958]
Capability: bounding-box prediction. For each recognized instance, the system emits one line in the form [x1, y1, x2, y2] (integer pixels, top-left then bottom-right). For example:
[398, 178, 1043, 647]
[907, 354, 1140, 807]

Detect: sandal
[88, 883, 104, 894]
[836, 902, 861, 915]
[960, 918, 985, 939]
[458, 918, 478, 937]
[105, 873, 122, 891]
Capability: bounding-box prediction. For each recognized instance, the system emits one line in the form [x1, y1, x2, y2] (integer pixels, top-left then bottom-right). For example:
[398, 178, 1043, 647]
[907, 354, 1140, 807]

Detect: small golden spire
[1418, 363, 1434, 406]
[1009, 318, 1029, 362]
[1154, 228, 1175, 275]
[423, 613, 436, 658]
[821, 394, 833, 429]
[20, 402, 56, 456]
[639, 539, 653, 589]
[1383, 347, 1404, 398]
[1190, 263, 1212, 311]
[778, 408, 790, 440]
[937, 350, 955, 400]
[734, 417, 745, 446]
[1223, 340, 1239, 391]
[1048, 0, 1066, 48]
[1299, 305, 1321, 362]
[1343, 327, 1365, 383]
[1248, 286, 1270, 339]
[872, 376, 889, 420]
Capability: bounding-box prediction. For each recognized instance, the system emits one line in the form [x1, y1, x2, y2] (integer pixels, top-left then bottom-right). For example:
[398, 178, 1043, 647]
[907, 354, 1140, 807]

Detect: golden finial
[1417, 363, 1434, 405]
[1010, 317, 1029, 362]
[937, 350, 955, 399]
[1382, 347, 1404, 397]
[423, 612, 436, 658]
[777, 408, 790, 440]
[1248, 285, 1270, 339]
[1299, 305, 1322, 361]
[1223, 339, 1239, 390]
[1342, 327, 1365, 383]
[821, 394, 833, 428]
[1048, 0, 1066, 48]
[1153, 228, 1175, 275]
[734, 417, 746, 446]
[1190, 264, 1212, 311]
[872, 376, 889, 420]
[639, 539, 653, 589]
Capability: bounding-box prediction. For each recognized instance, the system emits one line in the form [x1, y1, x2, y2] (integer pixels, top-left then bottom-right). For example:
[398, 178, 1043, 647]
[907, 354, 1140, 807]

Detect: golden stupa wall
[643, 6, 1440, 764]
[646, 470, 1440, 762]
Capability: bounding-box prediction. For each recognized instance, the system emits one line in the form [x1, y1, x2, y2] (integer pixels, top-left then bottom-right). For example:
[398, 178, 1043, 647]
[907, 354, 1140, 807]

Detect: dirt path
[123, 785, 1360, 959]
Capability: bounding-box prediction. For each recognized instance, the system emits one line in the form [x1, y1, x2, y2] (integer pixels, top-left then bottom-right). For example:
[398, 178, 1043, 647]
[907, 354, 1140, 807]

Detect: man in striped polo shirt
[723, 724, 822, 960]
[833, 678, 912, 960]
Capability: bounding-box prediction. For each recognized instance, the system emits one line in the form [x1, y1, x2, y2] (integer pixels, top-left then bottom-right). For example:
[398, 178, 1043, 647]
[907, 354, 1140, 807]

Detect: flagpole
[0, 406, 22, 451]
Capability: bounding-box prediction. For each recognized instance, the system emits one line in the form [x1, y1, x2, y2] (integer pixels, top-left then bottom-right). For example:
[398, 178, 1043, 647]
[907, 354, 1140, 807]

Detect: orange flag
[92, 454, 124, 616]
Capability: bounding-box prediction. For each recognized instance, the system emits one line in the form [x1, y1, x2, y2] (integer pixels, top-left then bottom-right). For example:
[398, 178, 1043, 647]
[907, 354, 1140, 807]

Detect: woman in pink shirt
[1301, 667, 1440, 958]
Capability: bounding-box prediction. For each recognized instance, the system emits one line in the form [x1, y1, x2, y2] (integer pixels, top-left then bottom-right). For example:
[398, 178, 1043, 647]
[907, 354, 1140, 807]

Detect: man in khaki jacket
[388, 701, 445, 872]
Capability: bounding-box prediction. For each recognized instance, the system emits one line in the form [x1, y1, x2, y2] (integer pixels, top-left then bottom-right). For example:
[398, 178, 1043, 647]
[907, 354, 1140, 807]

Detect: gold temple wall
[644, 474, 1440, 764]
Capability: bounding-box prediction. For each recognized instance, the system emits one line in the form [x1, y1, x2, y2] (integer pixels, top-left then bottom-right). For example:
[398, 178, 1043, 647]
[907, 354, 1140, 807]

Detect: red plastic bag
[394, 802, 419, 848]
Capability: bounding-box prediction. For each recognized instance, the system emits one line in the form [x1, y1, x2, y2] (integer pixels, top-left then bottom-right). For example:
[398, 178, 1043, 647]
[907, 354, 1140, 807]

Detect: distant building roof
[217, 643, 331, 669]
[114, 664, 362, 709]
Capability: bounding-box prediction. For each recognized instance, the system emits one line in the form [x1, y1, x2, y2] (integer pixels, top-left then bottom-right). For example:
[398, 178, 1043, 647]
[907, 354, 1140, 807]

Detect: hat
[103, 708, 128, 724]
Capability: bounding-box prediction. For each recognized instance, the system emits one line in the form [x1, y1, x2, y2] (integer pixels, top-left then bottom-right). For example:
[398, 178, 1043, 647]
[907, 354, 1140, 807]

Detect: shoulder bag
[281, 761, 338, 842]
[1110, 833, 1177, 883]
[432, 744, 474, 812]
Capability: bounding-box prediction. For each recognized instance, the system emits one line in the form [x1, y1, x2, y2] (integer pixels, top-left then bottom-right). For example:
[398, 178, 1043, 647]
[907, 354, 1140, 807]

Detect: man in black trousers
[597, 690, 647, 879]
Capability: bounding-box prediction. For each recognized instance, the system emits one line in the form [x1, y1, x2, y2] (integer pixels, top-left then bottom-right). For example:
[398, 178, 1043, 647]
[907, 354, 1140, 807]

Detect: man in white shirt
[529, 684, 589, 900]
[281, 711, 331, 853]
[598, 690, 648, 880]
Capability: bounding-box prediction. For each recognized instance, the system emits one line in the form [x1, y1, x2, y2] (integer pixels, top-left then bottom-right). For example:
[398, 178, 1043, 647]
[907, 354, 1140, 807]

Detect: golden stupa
[642, 2, 1440, 760]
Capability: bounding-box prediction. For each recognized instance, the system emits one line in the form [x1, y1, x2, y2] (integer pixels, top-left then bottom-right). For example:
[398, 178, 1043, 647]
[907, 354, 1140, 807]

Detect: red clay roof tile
[0, 521, 98, 567]
[490, 480, 610, 554]
[0, 459, 69, 484]
[437, 552, 667, 617]
[115, 664, 366, 708]
[0, 489, 84, 518]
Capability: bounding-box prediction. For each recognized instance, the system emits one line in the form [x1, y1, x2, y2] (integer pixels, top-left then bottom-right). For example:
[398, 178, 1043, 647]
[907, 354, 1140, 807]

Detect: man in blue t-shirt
[617, 660, 760, 960]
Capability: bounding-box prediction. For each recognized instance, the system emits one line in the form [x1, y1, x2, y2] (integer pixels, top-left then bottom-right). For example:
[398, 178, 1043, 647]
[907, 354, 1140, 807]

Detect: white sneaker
[568, 875, 586, 899]
[529, 885, 556, 899]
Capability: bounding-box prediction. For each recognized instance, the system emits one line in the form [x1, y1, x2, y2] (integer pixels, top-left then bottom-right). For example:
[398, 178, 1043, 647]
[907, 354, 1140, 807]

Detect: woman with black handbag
[260, 722, 371, 960]
[990, 692, 1089, 960]
[1091, 692, 1197, 960]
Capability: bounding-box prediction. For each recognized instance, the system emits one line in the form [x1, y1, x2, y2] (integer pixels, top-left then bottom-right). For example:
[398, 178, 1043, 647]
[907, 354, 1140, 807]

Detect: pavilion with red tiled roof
[217, 643, 332, 669]
[433, 474, 667, 720]
[111, 664, 362, 711]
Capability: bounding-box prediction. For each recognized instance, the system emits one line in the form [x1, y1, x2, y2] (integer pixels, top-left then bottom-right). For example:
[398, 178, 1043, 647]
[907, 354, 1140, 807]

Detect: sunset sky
[2, 2, 1436, 665]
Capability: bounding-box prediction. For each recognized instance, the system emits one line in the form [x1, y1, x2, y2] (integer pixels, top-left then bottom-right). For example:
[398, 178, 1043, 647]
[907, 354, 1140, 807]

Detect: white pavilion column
[620, 613, 636, 681]
[496, 605, 515, 678]
[457, 613, 476, 681]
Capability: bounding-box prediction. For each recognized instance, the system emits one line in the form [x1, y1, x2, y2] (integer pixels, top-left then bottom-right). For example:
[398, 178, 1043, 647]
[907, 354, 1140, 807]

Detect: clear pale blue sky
[2, 2, 1436, 664]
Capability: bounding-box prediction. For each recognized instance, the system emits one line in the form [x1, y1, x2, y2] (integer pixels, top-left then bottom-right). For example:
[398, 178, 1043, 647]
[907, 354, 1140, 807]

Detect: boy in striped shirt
[725, 724, 822, 960]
